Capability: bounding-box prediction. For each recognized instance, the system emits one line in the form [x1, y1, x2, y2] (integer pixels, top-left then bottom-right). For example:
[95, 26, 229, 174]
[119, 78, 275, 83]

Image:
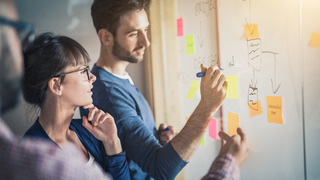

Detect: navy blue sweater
[80, 65, 187, 180]
[23, 119, 130, 180]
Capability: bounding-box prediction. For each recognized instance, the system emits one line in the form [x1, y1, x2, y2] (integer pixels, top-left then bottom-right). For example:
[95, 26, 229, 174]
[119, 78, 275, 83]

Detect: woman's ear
[47, 78, 62, 95]
[98, 29, 114, 46]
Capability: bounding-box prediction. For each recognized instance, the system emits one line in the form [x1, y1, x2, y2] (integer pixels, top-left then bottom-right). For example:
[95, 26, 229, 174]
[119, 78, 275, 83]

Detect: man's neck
[96, 51, 129, 76]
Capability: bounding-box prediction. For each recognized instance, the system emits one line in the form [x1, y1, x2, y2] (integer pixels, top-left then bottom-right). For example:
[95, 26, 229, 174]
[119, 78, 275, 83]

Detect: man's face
[112, 9, 150, 63]
[0, 0, 23, 114]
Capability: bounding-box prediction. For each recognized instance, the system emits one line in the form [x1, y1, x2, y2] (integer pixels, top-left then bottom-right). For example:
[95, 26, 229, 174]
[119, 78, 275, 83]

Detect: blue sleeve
[105, 151, 130, 180]
[93, 84, 188, 179]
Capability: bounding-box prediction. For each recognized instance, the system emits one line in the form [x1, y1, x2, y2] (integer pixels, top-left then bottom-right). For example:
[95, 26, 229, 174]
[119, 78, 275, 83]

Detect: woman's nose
[89, 73, 96, 83]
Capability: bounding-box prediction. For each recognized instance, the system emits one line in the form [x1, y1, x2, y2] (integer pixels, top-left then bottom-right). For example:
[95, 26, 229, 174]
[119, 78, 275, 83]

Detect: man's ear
[98, 29, 114, 46]
[48, 78, 62, 95]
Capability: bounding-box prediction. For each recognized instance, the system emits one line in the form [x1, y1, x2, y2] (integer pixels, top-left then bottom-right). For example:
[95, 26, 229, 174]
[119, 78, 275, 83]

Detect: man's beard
[112, 39, 144, 63]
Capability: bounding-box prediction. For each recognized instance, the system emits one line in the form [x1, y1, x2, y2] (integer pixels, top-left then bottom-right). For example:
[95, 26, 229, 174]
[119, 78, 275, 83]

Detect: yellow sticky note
[186, 35, 195, 55]
[310, 32, 320, 47]
[266, 96, 283, 124]
[228, 112, 239, 136]
[248, 100, 263, 117]
[200, 136, 206, 146]
[186, 81, 199, 99]
[226, 75, 239, 99]
[245, 24, 260, 39]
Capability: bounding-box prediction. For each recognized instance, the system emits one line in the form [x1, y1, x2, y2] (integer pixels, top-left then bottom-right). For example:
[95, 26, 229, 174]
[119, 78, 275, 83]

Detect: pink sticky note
[209, 118, 217, 140]
[209, 118, 221, 140]
[177, 18, 183, 37]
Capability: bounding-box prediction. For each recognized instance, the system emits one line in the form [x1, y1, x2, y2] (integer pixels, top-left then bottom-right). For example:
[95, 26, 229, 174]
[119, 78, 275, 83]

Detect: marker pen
[196, 68, 224, 77]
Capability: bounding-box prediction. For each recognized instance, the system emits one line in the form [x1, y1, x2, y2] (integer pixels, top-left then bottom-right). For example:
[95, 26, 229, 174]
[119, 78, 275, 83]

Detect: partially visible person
[22, 32, 130, 180]
[0, 0, 110, 179]
[202, 128, 249, 180]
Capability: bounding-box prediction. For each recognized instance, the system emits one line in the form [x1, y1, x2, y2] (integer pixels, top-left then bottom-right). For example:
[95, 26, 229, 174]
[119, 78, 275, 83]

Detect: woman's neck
[38, 102, 76, 145]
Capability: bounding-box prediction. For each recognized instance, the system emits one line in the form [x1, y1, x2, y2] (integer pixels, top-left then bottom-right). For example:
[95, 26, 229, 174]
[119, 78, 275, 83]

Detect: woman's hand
[82, 104, 122, 155]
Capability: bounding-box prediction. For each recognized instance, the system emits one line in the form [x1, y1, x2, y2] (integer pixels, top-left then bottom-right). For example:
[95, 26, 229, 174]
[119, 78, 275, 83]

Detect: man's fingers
[159, 123, 167, 130]
[218, 131, 231, 142]
[237, 127, 247, 142]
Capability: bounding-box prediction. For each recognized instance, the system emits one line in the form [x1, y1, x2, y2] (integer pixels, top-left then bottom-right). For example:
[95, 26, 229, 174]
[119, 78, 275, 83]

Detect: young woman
[22, 32, 130, 180]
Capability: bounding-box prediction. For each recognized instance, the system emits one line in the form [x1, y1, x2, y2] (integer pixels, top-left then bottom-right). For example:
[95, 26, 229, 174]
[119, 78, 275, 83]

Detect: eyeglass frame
[53, 66, 91, 81]
[0, 16, 35, 50]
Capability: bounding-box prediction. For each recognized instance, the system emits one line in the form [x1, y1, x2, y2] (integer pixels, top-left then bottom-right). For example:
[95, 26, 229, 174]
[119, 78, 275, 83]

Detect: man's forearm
[171, 101, 219, 161]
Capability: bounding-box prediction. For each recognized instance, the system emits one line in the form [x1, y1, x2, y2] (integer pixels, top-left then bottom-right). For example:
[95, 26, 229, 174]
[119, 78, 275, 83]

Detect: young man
[82, 0, 248, 179]
[0, 0, 110, 179]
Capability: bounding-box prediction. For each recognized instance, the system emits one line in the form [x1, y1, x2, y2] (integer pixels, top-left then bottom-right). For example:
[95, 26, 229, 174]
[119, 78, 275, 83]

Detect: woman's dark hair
[23, 32, 90, 107]
[91, 0, 151, 35]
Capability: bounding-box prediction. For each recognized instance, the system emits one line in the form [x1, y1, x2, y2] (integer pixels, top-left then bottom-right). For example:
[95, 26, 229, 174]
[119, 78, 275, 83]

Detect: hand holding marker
[196, 68, 224, 77]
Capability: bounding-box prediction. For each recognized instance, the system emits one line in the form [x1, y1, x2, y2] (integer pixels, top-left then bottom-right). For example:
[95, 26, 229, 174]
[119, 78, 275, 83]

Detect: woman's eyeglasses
[0, 16, 35, 50]
[54, 66, 91, 81]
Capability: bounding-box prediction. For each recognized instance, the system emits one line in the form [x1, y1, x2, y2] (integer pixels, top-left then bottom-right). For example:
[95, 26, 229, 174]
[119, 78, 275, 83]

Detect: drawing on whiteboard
[262, 51, 281, 94]
[193, 54, 217, 69]
[177, 72, 189, 84]
[248, 70, 259, 111]
[229, 56, 235, 68]
[194, 0, 218, 16]
[247, 38, 262, 71]
[197, 21, 205, 48]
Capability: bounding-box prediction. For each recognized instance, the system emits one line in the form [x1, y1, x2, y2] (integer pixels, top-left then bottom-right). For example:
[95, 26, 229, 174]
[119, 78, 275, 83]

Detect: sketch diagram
[243, 0, 281, 113]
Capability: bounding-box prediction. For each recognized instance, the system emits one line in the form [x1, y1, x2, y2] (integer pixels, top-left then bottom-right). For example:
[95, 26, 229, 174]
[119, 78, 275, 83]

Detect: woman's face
[60, 63, 96, 108]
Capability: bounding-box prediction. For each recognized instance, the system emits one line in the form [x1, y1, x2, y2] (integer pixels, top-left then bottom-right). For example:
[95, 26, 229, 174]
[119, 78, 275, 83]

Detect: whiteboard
[218, 0, 304, 179]
[177, 0, 319, 179]
[176, 0, 221, 179]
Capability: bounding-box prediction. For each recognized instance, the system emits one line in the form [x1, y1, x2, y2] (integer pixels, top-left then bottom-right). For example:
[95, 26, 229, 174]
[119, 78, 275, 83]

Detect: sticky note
[226, 75, 239, 99]
[186, 35, 195, 55]
[310, 32, 320, 47]
[248, 100, 263, 117]
[266, 96, 283, 124]
[228, 112, 239, 136]
[185, 116, 190, 122]
[245, 24, 260, 39]
[186, 81, 199, 99]
[209, 118, 218, 140]
[177, 18, 183, 37]
[200, 135, 206, 146]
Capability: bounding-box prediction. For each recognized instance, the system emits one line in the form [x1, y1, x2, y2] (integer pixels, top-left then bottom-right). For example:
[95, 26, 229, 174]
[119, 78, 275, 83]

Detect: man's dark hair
[91, 0, 151, 35]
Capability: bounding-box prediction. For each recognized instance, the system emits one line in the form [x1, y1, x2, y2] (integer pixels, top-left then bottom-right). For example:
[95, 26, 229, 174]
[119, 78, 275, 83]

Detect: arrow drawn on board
[263, 51, 281, 94]
[229, 56, 235, 68]
[197, 21, 204, 48]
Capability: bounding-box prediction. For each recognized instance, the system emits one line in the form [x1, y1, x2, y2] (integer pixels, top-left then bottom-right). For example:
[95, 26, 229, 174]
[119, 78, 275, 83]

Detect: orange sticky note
[177, 18, 183, 37]
[200, 136, 206, 146]
[245, 24, 260, 40]
[186, 35, 195, 55]
[310, 32, 320, 47]
[266, 96, 283, 124]
[185, 116, 190, 122]
[228, 112, 239, 136]
[248, 100, 263, 117]
[226, 75, 239, 99]
[186, 81, 199, 99]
